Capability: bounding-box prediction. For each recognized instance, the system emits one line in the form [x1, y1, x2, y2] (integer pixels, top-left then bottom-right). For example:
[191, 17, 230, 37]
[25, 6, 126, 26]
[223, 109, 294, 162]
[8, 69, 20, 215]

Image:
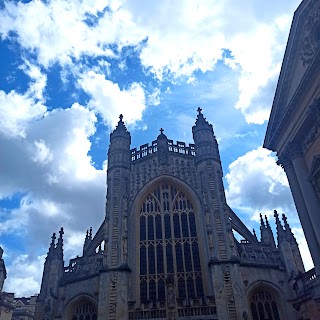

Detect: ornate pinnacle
[119, 114, 123, 121]
[253, 229, 258, 240]
[274, 210, 285, 242]
[282, 213, 289, 229]
[265, 215, 271, 228]
[274, 210, 281, 227]
[282, 213, 296, 242]
[57, 227, 64, 249]
[260, 213, 265, 227]
[50, 233, 56, 250]
[89, 227, 93, 239]
[197, 107, 202, 114]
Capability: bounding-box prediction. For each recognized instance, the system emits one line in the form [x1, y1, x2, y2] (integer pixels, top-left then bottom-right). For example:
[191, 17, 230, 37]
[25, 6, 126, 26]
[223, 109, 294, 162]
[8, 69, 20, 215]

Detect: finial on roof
[157, 127, 167, 140]
[119, 114, 123, 121]
[197, 107, 202, 114]
[89, 227, 92, 239]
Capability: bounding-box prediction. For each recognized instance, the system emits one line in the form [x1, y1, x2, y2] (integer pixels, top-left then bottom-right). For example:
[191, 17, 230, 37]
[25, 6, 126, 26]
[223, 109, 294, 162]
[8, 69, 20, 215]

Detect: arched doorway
[67, 299, 97, 320]
[249, 285, 283, 320]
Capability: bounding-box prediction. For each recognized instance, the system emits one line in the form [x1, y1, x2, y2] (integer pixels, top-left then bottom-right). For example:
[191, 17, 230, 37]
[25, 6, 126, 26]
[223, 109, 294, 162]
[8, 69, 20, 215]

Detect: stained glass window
[70, 301, 97, 320]
[139, 184, 204, 303]
[250, 288, 281, 320]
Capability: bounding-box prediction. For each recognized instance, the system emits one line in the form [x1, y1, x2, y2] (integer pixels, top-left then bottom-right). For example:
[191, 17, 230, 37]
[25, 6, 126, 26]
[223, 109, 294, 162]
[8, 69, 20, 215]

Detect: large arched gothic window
[249, 287, 282, 320]
[68, 299, 97, 320]
[139, 183, 204, 303]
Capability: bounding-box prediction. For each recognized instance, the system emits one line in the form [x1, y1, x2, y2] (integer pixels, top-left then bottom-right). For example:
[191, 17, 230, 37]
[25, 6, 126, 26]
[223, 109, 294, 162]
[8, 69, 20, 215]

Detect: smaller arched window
[68, 299, 97, 320]
[249, 286, 282, 320]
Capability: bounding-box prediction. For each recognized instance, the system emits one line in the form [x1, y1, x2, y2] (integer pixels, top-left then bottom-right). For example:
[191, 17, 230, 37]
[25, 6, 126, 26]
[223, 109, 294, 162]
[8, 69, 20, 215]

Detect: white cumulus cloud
[79, 70, 146, 127]
[225, 147, 295, 219]
[0, 0, 301, 124]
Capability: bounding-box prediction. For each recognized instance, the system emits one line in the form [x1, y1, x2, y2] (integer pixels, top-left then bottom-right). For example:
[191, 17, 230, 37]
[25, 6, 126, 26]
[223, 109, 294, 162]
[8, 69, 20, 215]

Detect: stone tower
[35, 110, 304, 320]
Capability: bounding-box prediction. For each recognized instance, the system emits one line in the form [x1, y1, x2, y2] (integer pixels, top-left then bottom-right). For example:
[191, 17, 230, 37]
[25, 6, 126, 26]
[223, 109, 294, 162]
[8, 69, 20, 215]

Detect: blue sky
[0, 0, 311, 296]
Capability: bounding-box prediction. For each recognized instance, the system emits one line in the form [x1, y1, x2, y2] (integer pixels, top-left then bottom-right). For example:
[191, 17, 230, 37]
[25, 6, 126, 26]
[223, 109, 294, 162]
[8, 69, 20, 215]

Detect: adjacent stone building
[34, 110, 305, 320]
[264, 0, 320, 318]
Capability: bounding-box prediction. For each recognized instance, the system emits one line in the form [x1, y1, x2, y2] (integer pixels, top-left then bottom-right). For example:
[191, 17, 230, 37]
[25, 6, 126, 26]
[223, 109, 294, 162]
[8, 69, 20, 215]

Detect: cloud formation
[225, 147, 295, 218]
[0, 0, 300, 124]
[79, 70, 146, 127]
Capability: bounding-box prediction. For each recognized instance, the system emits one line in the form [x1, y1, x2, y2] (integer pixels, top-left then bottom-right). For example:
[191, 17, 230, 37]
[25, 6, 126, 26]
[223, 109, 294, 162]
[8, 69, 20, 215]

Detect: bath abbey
[1, 0, 320, 319]
[31, 109, 312, 320]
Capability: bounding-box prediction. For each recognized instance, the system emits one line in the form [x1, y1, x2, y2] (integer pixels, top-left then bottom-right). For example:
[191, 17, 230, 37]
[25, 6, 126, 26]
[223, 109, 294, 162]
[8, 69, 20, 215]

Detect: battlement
[131, 140, 195, 161]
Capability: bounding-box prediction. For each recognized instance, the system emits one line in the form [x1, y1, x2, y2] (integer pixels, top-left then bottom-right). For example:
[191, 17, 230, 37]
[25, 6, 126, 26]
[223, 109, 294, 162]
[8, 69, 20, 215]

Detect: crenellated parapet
[131, 139, 195, 162]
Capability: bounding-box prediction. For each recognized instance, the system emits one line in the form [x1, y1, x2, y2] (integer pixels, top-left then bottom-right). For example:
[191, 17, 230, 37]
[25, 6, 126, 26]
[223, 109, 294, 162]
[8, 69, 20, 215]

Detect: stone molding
[277, 97, 320, 170]
[301, 4, 320, 66]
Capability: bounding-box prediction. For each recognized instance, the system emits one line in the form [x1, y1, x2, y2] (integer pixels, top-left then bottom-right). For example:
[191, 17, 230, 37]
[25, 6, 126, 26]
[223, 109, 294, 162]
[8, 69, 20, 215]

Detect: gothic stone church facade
[34, 110, 305, 320]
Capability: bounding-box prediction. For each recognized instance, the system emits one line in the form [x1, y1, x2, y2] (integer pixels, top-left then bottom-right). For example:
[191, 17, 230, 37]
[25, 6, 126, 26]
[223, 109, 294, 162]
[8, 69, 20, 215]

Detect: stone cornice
[264, 0, 320, 151]
[276, 97, 320, 170]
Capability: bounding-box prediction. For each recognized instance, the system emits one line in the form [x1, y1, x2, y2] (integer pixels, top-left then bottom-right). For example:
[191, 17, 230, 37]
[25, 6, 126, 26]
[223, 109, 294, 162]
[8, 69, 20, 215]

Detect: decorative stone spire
[260, 213, 265, 228]
[56, 227, 64, 260]
[89, 226, 93, 239]
[49, 232, 56, 252]
[274, 210, 285, 242]
[260, 214, 275, 247]
[265, 215, 270, 228]
[282, 213, 297, 243]
[265, 215, 276, 248]
[253, 229, 258, 241]
[83, 228, 92, 253]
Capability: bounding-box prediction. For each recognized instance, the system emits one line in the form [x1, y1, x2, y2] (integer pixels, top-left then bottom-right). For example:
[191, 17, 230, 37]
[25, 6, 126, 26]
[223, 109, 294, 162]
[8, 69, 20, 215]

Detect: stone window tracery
[69, 300, 97, 320]
[139, 184, 204, 303]
[249, 288, 281, 320]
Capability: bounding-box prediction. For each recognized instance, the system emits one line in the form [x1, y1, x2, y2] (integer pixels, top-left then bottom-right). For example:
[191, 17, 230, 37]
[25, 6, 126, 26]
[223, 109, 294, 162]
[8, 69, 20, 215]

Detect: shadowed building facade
[264, 0, 320, 318]
[35, 110, 304, 320]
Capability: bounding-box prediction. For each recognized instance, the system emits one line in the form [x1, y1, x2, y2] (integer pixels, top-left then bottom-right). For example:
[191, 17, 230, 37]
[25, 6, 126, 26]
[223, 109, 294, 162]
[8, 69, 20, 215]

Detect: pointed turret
[110, 114, 130, 140]
[259, 213, 266, 242]
[192, 107, 220, 163]
[108, 114, 131, 170]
